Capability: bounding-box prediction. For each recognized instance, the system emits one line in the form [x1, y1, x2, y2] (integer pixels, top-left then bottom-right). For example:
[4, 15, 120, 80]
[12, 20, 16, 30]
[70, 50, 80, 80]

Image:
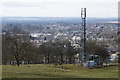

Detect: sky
[0, 0, 119, 18]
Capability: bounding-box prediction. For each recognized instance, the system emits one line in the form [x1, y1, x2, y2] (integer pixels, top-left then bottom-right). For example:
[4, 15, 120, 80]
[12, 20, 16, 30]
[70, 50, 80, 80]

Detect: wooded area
[2, 27, 109, 66]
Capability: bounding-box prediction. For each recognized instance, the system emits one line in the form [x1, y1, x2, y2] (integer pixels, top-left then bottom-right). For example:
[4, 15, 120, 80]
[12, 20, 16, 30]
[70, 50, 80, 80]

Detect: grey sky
[0, 0, 119, 18]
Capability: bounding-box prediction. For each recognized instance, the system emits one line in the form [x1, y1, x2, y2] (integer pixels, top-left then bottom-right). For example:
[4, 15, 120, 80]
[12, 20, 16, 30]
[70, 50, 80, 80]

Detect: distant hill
[2, 17, 117, 24]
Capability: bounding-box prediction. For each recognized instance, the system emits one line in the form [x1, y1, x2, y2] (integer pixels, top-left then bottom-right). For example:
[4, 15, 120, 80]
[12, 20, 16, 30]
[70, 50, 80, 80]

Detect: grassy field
[2, 64, 118, 78]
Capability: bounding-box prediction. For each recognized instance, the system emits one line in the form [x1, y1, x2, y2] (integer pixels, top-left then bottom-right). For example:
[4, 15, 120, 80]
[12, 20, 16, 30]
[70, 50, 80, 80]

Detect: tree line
[2, 27, 109, 66]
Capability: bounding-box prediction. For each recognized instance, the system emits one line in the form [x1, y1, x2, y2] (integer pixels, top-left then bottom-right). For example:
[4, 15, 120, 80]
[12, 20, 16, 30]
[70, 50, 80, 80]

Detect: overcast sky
[0, 0, 119, 18]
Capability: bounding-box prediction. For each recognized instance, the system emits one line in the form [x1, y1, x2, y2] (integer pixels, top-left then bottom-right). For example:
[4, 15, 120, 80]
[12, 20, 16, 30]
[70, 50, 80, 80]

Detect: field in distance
[2, 64, 118, 78]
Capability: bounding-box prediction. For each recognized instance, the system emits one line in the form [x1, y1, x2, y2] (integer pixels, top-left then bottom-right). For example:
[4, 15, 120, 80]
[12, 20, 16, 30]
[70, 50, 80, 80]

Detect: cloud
[2, 2, 55, 7]
[2, 0, 119, 3]
[1, 0, 118, 17]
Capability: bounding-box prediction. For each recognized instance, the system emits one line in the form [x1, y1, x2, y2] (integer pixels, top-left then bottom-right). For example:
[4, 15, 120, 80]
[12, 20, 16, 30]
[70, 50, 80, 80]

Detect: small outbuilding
[87, 54, 103, 68]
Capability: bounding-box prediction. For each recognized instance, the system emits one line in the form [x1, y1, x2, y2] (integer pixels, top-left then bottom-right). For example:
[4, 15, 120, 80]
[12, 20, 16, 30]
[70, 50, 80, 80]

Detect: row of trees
[2, 28, 109, 66]
[2, 32, 77, 66]
[39, 41, 76, 65]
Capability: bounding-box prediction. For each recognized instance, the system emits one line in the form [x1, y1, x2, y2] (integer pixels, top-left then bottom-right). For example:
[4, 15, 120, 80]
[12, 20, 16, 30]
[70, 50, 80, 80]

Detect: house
[109, 52, 119, 63]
